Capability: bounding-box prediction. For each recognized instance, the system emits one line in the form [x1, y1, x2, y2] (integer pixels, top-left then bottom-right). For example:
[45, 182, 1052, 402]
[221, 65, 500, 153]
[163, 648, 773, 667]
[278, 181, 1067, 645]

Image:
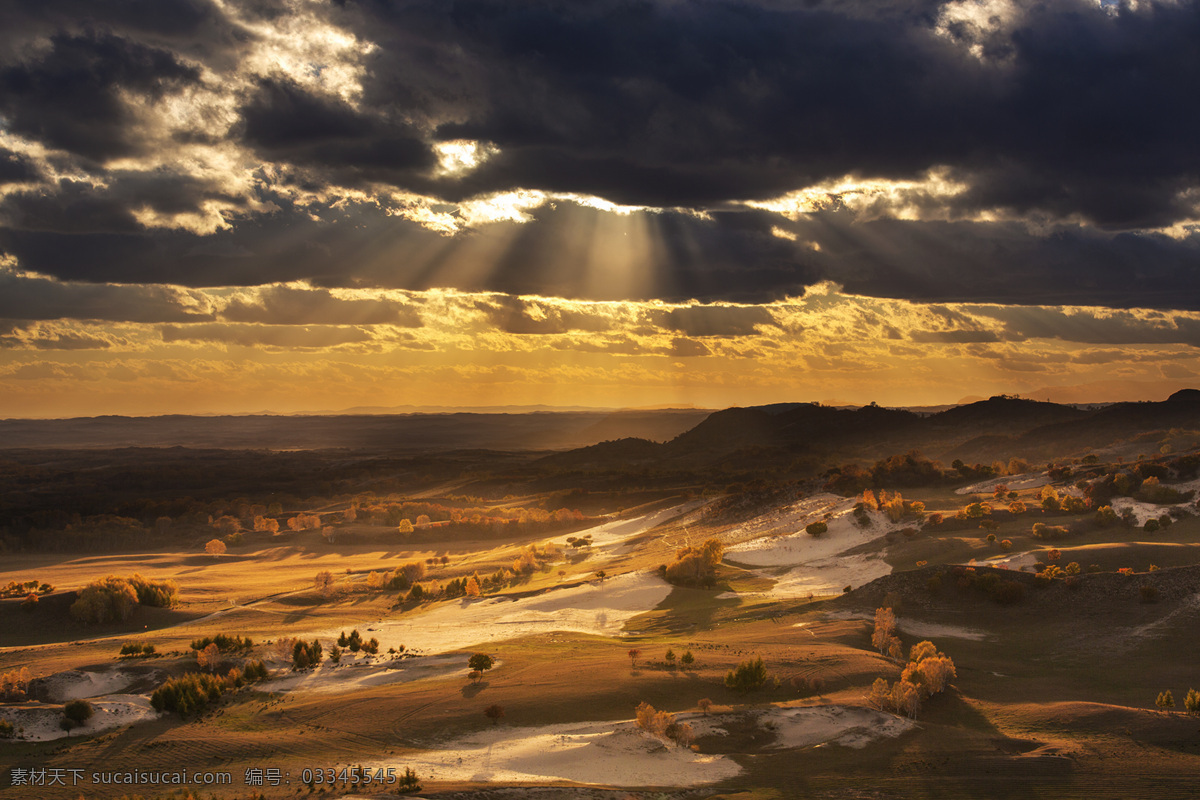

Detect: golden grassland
[3, 477, 1200, 800]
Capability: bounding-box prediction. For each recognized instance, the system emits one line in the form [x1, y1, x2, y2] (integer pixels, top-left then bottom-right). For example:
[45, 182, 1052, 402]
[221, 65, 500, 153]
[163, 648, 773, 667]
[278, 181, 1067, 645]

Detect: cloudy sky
[3, 0, 1200, 416]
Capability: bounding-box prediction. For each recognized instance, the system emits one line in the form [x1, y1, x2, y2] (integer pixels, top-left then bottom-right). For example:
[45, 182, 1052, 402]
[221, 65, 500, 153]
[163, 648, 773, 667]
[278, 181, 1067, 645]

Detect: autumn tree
[871, 607, 897, 653]
[698, 698, 712, 716]
[205, 539, 227, 556]
[663, 538, 724, 587]
[253, 515, 279, 533]
[1157, 690, 1175, 713]
[196, 643, 221, 673]
[628, 648, 641, 668]
[313, 571, 335, 597]
[1185, 688, 1200, 715]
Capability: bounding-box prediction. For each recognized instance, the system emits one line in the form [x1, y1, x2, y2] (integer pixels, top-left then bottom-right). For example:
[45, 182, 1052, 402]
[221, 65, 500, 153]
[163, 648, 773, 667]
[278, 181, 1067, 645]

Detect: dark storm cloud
[0, 148, 40, 185]
[6, 193, 1200, 310]
[2, 0, 1200, 309]
[0, 31, 200, 161]
[239, 78, 437, 184]
[330, 0, 1200, 229]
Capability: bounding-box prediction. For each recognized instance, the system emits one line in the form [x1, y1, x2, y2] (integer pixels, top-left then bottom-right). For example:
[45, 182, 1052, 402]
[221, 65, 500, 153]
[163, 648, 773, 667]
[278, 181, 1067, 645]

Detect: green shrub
[151, 673, 225, 717]
[63, 700, 94, 726]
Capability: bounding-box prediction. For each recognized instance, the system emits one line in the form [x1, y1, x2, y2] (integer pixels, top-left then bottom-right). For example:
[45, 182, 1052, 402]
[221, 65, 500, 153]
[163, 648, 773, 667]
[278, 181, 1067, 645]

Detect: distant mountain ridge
[538, 392, 1200, 471]
[2, 394, 1197, 467]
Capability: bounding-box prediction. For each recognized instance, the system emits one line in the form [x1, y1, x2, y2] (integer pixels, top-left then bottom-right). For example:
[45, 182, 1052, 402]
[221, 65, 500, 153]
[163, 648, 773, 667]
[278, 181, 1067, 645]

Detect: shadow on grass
[623, 584, 742, 636]
[461, 681, 488, 699]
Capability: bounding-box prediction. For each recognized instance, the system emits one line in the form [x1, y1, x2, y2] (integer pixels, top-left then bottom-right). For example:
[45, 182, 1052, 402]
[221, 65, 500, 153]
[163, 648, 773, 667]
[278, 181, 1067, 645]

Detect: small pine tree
[680, 650, 695, 667]
[1157, 690, 1175, 713]
[1184, 688, 1200, 715]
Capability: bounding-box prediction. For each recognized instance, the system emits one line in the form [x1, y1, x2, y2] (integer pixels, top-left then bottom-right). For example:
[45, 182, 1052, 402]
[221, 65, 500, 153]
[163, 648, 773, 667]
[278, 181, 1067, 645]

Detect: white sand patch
[724, 493, 853, 552]
[307, 571, 671, 657]
[0, 695, 158, 742]
[260, 654, 468, 694]
[723, 496, 908, 598]
[955, 472, 1050, 496]
[765, 552, 892, 597]
[980, 551, 1038, 571]
[756, 705, 914, 749]
[576, 501, 705, 557]
[894, 619, 988, 641]
[374, 719, 740, 787]
[40, 668, 147, 702]
[1110, 497, 1175, 526]
[823, 611, 987, 641]
[726, 498, 908, 569]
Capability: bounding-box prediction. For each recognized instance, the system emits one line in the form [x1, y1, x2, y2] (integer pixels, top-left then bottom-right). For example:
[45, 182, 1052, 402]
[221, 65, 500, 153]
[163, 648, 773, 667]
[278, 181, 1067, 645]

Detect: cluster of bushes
[825, 452, 1039, 496]
[403, 570, 507, 604]
[869, 640, 956, 718]
[150, 662, 268, 717]
[634, 701, 695, 747]
[1, 579, 53, 598]
[190, 634, 254, 653]
[291, 640, 323, 670]
[153, 672, 233, 716]
[69, 574, 178, 624]
[333, 630, 380, 656]
[930, 567, 1025, 605]
[724, 657, 769, 692]
[510, 544, 558, 576]
[660, 538, 724, 587]
[825, 452, 942, 494]
[1083, 468, 1196, 508]
[119, 642, 157, 658]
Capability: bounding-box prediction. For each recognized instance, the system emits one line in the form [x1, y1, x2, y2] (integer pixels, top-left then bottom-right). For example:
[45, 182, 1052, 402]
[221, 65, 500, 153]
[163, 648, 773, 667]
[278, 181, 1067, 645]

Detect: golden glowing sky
[3, 277, 1199, 417]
